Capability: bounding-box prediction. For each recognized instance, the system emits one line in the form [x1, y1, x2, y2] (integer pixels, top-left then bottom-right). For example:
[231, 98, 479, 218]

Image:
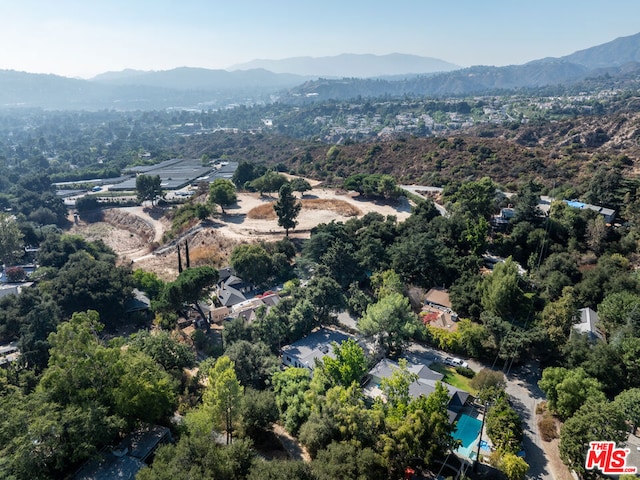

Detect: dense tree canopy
[0, 213, 25, 266]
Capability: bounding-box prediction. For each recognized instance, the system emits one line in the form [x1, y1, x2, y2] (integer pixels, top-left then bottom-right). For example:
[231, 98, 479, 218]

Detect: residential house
[422, 288, 458, 330]
[125, 289, 151, 317]
[365, 358, 470, 423]
[281, 327, 354, 372]
[74, 425, 172, 480]
[217, 267, 254, 308]
[563, 200, 616, 224]
[0, 343, 20, 368]
[230, 292, 281, 323]
[209, 306, 230, 323]
[0, 282, 34, 299]
[572, 307, 605, 341]
[490, 207, 515, 230]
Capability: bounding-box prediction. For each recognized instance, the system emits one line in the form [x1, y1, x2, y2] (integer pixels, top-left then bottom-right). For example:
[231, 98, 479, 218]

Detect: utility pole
[473, 401, 488, 473]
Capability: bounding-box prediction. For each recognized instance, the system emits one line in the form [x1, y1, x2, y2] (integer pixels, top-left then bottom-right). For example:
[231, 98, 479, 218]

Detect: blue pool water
[453, 414, 482, 459]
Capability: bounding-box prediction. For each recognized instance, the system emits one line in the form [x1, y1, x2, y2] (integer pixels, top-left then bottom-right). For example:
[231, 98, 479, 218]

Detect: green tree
[136, 174, 162, 205]
[274, 182, 301, 236]
[158, 266, 218, 321]
[358, 292, 420, 355]
[137, 435, 254, 480]
[539, 286, 578, 348]
[500, 452, 529, 480]
[379, 380, 458, 476]
[538, 367, 605, 420]
[512, 180, 542, 225]
[112, 349, 177, 428]
[301, 275, 346, 324]
[320, 339, 368, 388]
[559, 399, 628, 479]
[230, 243, 273, 286]
[48, 251, 133, 325]
[0, 394, 121, 480]
[272, 367, 311, 434]
[249, 170, 288, 195]
[0, 212, 24, 266]
[470, 368, 506, 403]
[446, 177, 497, 219]
[597, 291, 640, 337]
[481, 257, 526, 321]
[128, 330, 195, 372]
[485, 395, 523, 454]
[457, 319, 488, 358]
[312, 442, 386, 480]
[248, 460, 314, 480]
[379, 359, 418, 415]
[203, 356, 244, 444]
[132, 269, 166, 301]
[224, 339, 279, 389]
[370, 269, 404, 299]
[290, 177, 312, 195]
[208, 178, 237, 215]
[239, 388, 278, 440]
[613, 388, 640, 431]
[232, 161, 265, 188]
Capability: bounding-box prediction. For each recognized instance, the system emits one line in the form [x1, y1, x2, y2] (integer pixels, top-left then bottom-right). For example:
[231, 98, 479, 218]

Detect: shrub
[5, 266, 26, 283]
[456, 366, 475, 378]
[538, 415, 558, 442]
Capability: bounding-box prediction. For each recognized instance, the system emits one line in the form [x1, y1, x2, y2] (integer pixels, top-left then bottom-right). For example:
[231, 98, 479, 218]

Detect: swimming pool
[453, 413, 482, 459]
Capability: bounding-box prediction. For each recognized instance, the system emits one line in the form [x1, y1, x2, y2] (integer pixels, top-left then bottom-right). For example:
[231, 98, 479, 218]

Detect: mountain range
[1, 32, 639, 110]
[228, 53, 459, 78]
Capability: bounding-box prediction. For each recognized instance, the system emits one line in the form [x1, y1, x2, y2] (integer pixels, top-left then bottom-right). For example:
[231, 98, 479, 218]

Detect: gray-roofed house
[572, 307, 605, 341]
[74, 425, 171, 480]
[126, 289, 151, 315]
[217, 268, 254, 308]
[281, 327, 354, 372]
[564, 200, 616, 224]
[365, 358, 470, 423]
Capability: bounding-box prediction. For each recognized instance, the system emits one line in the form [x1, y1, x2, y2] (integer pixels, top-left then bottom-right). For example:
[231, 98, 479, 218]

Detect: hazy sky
[2, 0, 639, 78]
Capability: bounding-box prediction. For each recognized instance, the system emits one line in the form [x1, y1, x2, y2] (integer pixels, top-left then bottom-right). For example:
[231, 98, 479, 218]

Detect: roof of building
[564, 200, 615, 220]
[367, 358, 470, 423]
[117, 425, 171, 462]
[218, 267, 235, 282]
[281, 327, 354, 369]
[74, 425, 171, 480]
[125, 289, 151, 313]
[369, 358, 444, 384]
[424, 288, 452, 309]
[573, 307, 604, 341]
[0, 284, 20, 299]
[218, 285, 247, 307]
[74, 453, 145, 480]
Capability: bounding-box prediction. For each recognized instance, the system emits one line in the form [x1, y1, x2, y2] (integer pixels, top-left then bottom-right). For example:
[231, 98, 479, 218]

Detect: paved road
[504, 361, 553, 480]
[399, 185, 447, 216]
[405, 343, 553, 480]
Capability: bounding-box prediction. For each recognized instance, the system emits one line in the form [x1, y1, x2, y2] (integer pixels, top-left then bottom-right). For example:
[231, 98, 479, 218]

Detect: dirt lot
[70, 187, 412, 280]
[215, 188, 411, 241]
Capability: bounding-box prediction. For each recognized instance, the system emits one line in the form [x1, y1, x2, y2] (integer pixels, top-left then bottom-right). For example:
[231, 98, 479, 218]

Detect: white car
[445, 357, 469, 368]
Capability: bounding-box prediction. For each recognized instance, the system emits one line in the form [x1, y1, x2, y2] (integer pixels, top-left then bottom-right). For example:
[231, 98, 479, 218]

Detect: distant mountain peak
[228, 53, 460, 78]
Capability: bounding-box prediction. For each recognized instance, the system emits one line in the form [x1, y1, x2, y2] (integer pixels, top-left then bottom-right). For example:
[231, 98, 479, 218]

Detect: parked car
[444, 356, 469, 368]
